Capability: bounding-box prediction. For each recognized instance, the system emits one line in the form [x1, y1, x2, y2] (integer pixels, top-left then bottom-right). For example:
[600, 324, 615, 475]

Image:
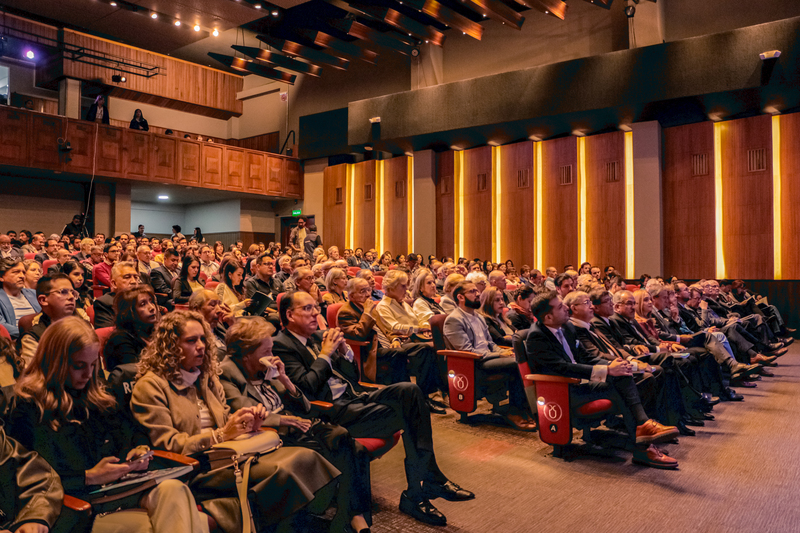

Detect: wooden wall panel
[245, 152, 266, 194]
[0, 107, 29, 167]
[29, 114, 64, 171]
[178, 141, 201, 185]
[201, 144, 224, 188]
[229, 132, 281, 154]
[152, 135, 178, 183]
[585, 131, 626, 273]
[266, 157, 284, 196]
[323, 165, 347, 251]
[541, 137, 578, 272]
[719, 116, 773, 279]
[384, 157, 410, 256]
[285, 160, 303, 199]
[463, 147, 492, 260]
[62, 120, 95, 174]
[436, 152, 455, 260]
[780, 113, 800, 279]
[352, 161, 376, 252]
[499, 141, 535, 269]
[124, 130, 151, 181]
[225, 148, 245, 191]
[662, 122, 716, 279]
[96, 126, 123, 178]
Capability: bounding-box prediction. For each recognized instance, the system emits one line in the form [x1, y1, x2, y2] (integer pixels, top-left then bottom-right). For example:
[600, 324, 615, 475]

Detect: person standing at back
[304, 224, 322, 259]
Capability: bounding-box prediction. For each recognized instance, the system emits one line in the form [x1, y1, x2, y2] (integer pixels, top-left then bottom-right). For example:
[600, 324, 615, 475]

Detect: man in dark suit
[525, 290, 680, 469]
[93, 262, 141, 328]
[34, 238, 60, 265]
[148, 249, 180, 308]
[272, 291, 474, 527]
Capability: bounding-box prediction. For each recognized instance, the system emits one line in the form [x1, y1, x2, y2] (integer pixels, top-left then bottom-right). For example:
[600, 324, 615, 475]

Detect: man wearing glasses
[18, 274, 88, 368]
[93, 262, 141, 328]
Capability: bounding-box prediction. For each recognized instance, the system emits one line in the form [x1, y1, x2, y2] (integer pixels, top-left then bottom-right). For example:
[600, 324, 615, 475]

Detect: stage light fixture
[24, 50, 34, 60]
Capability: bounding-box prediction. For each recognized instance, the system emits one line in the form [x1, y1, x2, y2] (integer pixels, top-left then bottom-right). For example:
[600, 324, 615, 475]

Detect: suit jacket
[272, 330, 365, 407]
[525, 322, 604, 380]
[707, 298, 734, 319]
[572, 320, 617, 362]
[34, 253, 54, 265]
[0, 248, 21, 260]
[0, 289, 41, 338]
[218, 356, 311, 428]
[609, 313, 659, 351]
[85, 104, 110, 124]
[442, 307, 503, 359]
[337, 301, 379, 382]
[149, 266, 177, 306]
[93, 292, 115, 329]
[650, 308, 682, 341]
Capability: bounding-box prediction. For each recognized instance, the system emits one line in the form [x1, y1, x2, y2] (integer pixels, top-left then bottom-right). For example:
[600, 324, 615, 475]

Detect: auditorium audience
[244, 252, 283, 307]
[172, 256, 204, 305]
[93, 262, 142, 329]
[356, 268, 384, 301]
[323, 268, 349, 306]
[440, 273, 465, 314]
[479, 286, 515, 347]
[21, 259, 42, 291]
[92, 242, 119, 290]
[103, 285, 160, 371]
[0, 259, 41, 339]
[506, 285, 536, 331]
[86, 94, 110, 124]
[411, 269, 443, 328]
[215, 260, 250, 316]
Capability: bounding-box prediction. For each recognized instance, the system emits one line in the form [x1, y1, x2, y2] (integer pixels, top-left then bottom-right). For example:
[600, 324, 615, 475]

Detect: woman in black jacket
[506, 285, 536, 331]
[62, 260, 93, 310]
[103, 286, 160, 372]
[85, 95, 110, 124]
[478, 286, 515, 347]
[129, 108, 149, 131]
[172, 257, 203, 304]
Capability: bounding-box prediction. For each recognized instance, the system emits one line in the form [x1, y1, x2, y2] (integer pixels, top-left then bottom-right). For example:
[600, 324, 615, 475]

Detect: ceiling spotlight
[254, 3, 262, 8]
[194, 24, 201, 31]
[174, 20, 181, 26]
[110, 1, 117, 5]
[624, 6, 635, 17]
[212, 28, 219, 36]
[271, 10, 279, 16]
[150, 12, 158, 19]
[158, 195, 169, 200]
[120, 75, 126, 82]
[24, 50, 34, 60]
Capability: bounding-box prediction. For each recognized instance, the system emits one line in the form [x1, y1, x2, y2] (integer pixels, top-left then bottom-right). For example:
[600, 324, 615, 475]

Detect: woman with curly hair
[131, 311, 340, 532]
[7, 316, 210, 533]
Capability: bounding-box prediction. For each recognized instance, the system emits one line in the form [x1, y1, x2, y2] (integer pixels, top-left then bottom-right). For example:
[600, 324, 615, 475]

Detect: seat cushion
[575, 399, 613, 416]
[355, 431, 402, 458]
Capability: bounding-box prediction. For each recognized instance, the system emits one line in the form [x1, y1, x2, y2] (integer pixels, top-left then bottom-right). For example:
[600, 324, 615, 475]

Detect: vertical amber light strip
[454, 150, 465, 258]
[772, 115, 782, 280]
[492, 146, 502, 263]
[577, 136, 587, 264]
[535, 142, 543, 272]
[713, 121, 726, 279]
[624, 131, 635, 279]
[376, 159, 385, 253]
[346, 164, 355, 249]
[407, 156, 414, 253]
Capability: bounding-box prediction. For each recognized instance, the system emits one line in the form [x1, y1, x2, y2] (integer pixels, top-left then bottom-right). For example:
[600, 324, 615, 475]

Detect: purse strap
[233, 455, 257, 533]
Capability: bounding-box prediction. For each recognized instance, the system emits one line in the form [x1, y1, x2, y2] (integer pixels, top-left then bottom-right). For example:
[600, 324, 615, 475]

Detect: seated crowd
[0, 220, 795, 533]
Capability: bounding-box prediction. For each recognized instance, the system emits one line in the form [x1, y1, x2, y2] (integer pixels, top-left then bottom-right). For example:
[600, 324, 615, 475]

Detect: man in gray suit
[0, 235, 21, 260]
[442, 281, 535, 430]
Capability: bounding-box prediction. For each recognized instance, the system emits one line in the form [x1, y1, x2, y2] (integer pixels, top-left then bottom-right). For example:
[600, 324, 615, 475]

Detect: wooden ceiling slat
[327, 1, 446, 46]
[512, 0, 568, 20]
[327, 18, 415, 55]
[257, 35, 350, 69]
[231, 45, 322, 76]
[459, 0, 525, 29]
[208, 52, 297, 84]
[295, 28, 380, 63]
[402, 0, 483, 40]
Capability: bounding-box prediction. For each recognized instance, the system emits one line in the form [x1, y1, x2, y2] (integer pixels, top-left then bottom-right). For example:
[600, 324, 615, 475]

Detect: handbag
[211, 430, 283, 533]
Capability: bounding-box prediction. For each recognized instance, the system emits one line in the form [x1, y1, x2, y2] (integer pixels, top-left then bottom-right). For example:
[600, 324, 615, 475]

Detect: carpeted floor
[353, 345, 800, 533]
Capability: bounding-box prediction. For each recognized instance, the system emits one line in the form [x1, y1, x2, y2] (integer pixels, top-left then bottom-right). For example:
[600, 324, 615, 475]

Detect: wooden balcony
[0, 107, 302, 200]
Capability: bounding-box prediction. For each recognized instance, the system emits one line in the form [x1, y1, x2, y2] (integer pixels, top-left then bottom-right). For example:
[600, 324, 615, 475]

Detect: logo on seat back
[542, 402, 562, 422]
[451, 374, 469, 392]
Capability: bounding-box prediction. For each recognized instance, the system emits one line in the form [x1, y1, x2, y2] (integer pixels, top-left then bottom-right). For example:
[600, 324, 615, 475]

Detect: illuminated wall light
[376, 160, 385, 253]
[212, 28, 219, 37]
[407, 156, 415, 253]
[150, 13, 158, 19]
[194, 24, 201, 32]
[577, 136, 587, 264]
[535, 142, 543, 272]
[110, 1, 117, 6]
[454, 150, 465, 259]
[772, 115, 782, 279]
[624, 131, 635, 279]
[713, 121, 726, 279]
[158, 195, 169, 200]
[174, 20, 181, 26]
[492, 146, 502, 264]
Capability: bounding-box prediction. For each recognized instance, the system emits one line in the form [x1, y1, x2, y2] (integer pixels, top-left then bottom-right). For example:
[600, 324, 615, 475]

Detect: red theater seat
[347, 266, 360, 277]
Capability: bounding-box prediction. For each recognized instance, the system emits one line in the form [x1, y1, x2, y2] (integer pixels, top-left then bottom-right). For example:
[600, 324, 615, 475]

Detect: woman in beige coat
[131, 310, 340, 532]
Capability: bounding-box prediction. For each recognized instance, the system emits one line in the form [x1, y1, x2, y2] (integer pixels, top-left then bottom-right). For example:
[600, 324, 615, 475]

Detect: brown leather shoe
[766, 346, 789, 357]
[505, 413, 538, 432]
[635, 419, 680, 445]
[751, 354, 778, 366]
[632, 445, 679, 469]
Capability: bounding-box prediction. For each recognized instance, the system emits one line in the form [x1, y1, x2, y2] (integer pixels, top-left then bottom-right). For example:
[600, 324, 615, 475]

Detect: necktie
[555, 329, 576, 363]
[590, 325, 621, 358]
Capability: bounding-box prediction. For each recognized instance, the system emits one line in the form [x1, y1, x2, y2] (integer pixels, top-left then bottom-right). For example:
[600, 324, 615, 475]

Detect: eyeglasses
[295, 304, 321, 314]
[49, 288, 79, 299]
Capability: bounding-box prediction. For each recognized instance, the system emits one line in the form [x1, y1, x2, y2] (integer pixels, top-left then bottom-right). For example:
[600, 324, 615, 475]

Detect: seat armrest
[345, 339, 369, 347]
[152, 450, 200, 467]
[63, 494, 91, 512]
[439, 350, 482, 360]
[310, 400, 334, 411]
[359, 382, 384, 389]
[527, 374, 580, 385]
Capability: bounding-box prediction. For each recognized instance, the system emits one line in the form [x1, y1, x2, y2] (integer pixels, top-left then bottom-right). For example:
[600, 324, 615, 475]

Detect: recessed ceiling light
[212, 28, 219, 36]
[174, 20, 181, 26]
[255, 4, 262, 8]
[194, 24, 201, 31]
[150, 12, 158, 19]
[110, 1, 117, 5]
[158, 195, 169, 200]
[271, 10, 279, 16]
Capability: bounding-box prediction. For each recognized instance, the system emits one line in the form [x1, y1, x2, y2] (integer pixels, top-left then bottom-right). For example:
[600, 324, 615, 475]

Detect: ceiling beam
[582, 0, 613, 10]
[295, 28, 379, 63]
[326, 1, 446, 46]
[457, 0, 525, 29]
[401, 0, 483, 40]
[208, 52, 297, 84]
[327, 18, 415, 55]
[231, 45, 322, 76]
[256, 35, 350, 70]
[511, 0, 567, 20]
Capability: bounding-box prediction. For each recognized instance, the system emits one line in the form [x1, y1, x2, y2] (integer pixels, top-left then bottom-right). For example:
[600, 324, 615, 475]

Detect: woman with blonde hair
[411, 268, 443, 329]
[131, 311, 339, 532]
[323, 267, 348, 306]
[8, 316, 210, 533]
[478, 286, 515, 347]
[22, 259, 42, 291]
[633, 288, 660, 340]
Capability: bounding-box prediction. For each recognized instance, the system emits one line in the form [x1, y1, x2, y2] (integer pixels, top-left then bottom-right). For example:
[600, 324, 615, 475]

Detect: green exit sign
[292, 209, 302, 216]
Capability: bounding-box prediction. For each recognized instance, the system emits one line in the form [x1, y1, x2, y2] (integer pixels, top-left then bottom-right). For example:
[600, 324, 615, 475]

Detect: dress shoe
[676, 421, 696, 436]
[781, 337, 794, 346]
[767, 346, 789, 357]
[682, 415, 704, 427]
[730, 363, 760, 380]
[423, 480, 475, 502]
[756, 367, 775, 377]
[783, 326, 797, 334]
[732, 379, 757, 388]
[700, 392, 720, 406]
[751, 354, 778, 366]
[428, 396, 449, 409]
[635, 419, 680, 445]
[699, 412, 715, 421]
[632, 445, 679, 470]
[765, 342, 784, 352]
[504, 413, 538, 432]
[721, 387, 744, 401]
[399, 492, 447, 526]
[426, 399, 447, 415]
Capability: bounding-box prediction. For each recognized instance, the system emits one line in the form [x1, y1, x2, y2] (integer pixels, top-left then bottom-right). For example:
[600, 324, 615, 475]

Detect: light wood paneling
[662, 122, 716, 279]
[96, 126, 123, 178]
[352, 160, 376, 252]
[499, 141, 535, 269]
[585, 131, 626, 273]
[718, 116, 773, 279]
[462, 146, 492, 260]
[323, 165, 348, 251]
[780, 112, 800, 279]
[178, 141, 201, 186]
[63, 121, 96, 175]
[29, 114, 64, 171]
[228, 132, 281, 154]
[0, 107, 29, 167]
[245, 152, 266, 194]
[285, 160, 303, 199]
[123, 129, 151, 181]
[541, 136, 578, 272]
[201, 144, 224, 188]
[152, 134, 178, 183]
[436, 152, 455, 260]
[225, 147, 245, 191]
[384, 157, 410, 255]
[266, 156, 284, 196]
